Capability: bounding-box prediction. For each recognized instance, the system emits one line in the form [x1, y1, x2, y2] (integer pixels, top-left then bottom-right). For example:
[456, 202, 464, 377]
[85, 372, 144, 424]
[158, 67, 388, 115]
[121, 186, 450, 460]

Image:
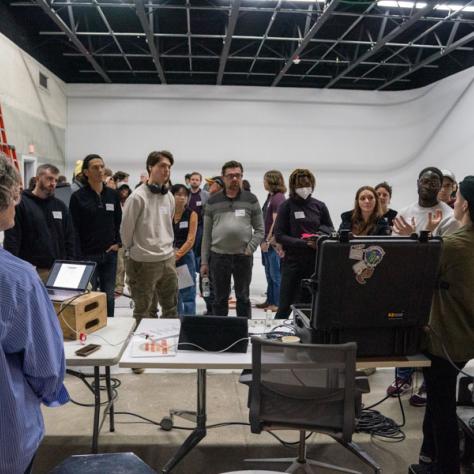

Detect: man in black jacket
[69, 154, 122, 317]
[4, 163, 75, 282]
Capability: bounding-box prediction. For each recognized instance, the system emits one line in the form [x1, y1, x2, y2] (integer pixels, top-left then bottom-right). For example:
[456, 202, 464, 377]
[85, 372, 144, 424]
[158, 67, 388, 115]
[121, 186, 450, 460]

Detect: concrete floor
[37, 364, 432, 474]
[33, 261, 474, 474]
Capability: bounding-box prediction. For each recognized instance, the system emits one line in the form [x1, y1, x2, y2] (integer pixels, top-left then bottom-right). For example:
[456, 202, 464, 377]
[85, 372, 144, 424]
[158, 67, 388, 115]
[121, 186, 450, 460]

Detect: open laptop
[178, 315, 249, 353]
[46, 260, 96, 302]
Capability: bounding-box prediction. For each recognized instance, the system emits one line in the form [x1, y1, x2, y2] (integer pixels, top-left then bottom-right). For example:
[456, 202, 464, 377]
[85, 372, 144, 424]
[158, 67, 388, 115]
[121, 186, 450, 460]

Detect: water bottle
[202, 276, 210, 298]
[265, 309, 273, 329]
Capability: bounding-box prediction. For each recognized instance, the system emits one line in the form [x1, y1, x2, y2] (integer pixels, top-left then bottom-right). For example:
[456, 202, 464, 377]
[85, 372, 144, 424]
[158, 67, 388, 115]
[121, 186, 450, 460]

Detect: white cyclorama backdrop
[66, 66, 474, 225]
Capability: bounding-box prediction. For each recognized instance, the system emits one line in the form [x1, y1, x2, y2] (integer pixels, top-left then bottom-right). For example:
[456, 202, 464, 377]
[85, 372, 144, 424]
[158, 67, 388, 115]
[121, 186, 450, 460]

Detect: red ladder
[0, 103, 20, 172]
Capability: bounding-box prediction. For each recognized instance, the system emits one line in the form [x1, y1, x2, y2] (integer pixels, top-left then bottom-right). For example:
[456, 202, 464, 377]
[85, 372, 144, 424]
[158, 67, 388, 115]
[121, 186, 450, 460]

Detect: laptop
[178, 315, 249, 353]
[46, 260, 96, 302]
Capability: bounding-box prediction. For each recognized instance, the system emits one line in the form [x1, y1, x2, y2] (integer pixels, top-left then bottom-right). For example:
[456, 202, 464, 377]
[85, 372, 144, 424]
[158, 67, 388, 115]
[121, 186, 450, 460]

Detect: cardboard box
[53, 291, 107, 340]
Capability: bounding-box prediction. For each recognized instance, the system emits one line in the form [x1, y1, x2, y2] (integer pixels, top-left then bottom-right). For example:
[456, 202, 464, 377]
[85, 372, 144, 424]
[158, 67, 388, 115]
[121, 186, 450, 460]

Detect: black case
[293, 233, 442, 357]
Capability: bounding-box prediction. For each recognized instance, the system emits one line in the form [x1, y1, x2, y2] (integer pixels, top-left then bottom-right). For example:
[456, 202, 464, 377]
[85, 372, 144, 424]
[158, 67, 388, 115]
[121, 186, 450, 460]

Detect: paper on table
[130, 337, 178, 357]
[176, 264, 194, 290]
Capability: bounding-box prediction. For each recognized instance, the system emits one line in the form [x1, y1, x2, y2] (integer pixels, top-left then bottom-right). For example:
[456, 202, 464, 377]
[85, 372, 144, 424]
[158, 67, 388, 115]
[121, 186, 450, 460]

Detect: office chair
[242, 336, 381, 474]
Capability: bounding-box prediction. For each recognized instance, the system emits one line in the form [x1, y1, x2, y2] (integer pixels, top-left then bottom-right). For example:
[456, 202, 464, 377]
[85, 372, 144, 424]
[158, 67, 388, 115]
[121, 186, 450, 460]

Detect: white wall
[66, 67, 474, 226]
[0, 33, 67, 170]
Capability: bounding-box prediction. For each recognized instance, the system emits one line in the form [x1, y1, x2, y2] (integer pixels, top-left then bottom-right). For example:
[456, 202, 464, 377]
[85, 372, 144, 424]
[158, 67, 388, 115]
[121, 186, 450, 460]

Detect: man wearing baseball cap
[438, 169, 457, 208]
[205, 176, 224, 194]
[409, 176, 474, 474]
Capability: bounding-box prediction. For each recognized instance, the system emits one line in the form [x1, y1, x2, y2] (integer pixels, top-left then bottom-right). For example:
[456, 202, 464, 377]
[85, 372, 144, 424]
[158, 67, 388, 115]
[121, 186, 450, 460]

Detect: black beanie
[459, 176, 474, 222]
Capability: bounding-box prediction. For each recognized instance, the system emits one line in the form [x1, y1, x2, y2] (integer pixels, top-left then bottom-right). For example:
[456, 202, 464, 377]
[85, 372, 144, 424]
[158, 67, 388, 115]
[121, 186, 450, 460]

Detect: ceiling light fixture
[377, 1, 474, 12]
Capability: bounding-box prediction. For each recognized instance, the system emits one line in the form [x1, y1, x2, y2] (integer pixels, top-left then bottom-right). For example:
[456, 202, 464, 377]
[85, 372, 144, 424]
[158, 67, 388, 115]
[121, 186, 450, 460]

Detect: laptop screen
[178, 315, 249, 353]
[46, 260, 96, 291]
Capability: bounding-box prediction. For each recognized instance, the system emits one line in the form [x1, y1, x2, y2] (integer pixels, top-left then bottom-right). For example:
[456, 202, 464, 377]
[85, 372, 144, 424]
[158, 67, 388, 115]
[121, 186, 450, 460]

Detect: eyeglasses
[224, 173, 242, 179]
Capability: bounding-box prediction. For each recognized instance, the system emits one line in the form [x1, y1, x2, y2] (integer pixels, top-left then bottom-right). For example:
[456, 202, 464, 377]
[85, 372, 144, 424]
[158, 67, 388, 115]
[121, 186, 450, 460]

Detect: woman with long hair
[340, 186, 390, 236]
[256, 170, 287, 312]
[171, 184, 198, 315]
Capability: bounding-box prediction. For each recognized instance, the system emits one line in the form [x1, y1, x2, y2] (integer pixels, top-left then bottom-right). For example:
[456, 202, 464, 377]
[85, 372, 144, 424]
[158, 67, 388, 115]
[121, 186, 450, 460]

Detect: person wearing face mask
[339, 186, 390, 236]
[273, 169, 334, 319]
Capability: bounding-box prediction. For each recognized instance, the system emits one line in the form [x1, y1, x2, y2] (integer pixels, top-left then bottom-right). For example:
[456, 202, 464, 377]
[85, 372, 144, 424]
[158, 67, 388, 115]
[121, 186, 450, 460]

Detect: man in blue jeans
[70, 154, 122, 317]
[200, 161, 264, 318]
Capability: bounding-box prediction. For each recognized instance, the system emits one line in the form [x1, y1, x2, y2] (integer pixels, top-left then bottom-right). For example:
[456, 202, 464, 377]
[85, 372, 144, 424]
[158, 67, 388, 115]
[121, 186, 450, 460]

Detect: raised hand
[426, 209, 442, 232]
[393, 215, 416, 235]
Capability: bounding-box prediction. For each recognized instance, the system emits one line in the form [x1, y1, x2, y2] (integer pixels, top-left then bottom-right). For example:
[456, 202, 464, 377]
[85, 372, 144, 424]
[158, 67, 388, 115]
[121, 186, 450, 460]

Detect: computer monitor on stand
[293, 231, 442, 357]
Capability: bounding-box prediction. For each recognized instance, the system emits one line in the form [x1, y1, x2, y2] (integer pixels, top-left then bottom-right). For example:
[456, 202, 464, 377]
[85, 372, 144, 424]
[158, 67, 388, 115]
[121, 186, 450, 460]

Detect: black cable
[356, 369, 407, 442]
[363, 372, 412, 410]
[66, 372, 122, 407]
[113, 411, 251, 431]
[356, 409, 406, 442]
[56, 291, 91, 316]
[268, 430, 314, 449]
[113, 411, 194, 430]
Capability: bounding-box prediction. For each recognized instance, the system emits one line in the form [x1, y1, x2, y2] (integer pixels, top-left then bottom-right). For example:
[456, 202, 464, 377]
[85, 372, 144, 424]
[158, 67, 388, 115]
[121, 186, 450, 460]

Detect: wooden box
[53, 291, 107, 340]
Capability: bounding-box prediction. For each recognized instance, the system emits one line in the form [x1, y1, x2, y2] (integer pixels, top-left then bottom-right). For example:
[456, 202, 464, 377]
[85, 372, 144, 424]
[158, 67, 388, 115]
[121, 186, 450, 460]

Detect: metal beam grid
[9, 0, 474, 89]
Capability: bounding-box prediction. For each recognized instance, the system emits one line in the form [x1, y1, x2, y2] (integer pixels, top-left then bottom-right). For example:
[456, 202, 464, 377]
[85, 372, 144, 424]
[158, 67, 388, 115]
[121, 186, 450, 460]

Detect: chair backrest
[249, 336, 357, 441]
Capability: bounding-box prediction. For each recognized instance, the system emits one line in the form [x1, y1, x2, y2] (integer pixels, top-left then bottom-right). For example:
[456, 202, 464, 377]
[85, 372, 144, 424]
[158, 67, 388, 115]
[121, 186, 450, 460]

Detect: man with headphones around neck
[121, 151, 179, 329]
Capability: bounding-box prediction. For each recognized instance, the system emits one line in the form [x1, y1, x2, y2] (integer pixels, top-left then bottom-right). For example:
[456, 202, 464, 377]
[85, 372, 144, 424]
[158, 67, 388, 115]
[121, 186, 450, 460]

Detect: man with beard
[201, 161, 264, 318]
[387, 167, 460, 407]
[4, 163, 76, 283]
[70, 155, 122, 317]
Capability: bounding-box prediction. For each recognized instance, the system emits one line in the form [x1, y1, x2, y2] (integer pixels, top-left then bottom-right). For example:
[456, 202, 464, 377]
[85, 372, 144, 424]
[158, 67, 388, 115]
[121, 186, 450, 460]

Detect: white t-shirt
[394, 200, 460, 236]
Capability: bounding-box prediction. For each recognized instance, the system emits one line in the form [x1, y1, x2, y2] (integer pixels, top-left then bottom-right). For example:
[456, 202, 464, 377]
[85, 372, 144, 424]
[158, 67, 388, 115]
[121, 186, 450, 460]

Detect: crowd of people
[0, 149, 472, 474]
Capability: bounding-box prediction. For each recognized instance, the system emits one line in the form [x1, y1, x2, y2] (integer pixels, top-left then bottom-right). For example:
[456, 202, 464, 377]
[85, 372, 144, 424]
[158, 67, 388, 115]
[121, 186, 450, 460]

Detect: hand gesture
[426, 209, 442, 232]
[392, 215, 416, 236]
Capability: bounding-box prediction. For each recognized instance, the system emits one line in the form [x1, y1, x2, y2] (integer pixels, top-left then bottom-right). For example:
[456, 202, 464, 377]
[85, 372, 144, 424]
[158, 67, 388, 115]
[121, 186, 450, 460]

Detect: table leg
[92, 366, 101, 454]
[105, 366, 115, 432]
[161, 368, 207, 473]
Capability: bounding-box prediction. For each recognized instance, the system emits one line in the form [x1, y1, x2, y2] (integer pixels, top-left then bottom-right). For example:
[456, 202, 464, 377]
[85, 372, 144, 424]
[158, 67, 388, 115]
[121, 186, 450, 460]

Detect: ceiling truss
[8, 0, 474, 90]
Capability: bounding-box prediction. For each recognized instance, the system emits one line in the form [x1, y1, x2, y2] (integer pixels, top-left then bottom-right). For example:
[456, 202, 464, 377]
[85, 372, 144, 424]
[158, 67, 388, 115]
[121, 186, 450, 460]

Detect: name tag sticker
[52, 211, 62, 219]
[179, 221, 189, 229]
[160, 207, 169, 215]
[196, 201, 202, 206]
[106, 203, 114, 211]
[294, 211, 305, 219]
[235, 209, 245, 217]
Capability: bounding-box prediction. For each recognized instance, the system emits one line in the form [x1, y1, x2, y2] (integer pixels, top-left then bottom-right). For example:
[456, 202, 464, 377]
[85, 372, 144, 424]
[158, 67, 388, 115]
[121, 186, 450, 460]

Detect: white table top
[118, 318, 430, 370]
[65, 318, 136, 366]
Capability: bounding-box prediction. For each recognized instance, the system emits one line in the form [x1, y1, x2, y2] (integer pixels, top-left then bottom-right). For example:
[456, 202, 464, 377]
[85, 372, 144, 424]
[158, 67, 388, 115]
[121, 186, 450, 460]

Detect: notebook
[46, 260, 96, 302]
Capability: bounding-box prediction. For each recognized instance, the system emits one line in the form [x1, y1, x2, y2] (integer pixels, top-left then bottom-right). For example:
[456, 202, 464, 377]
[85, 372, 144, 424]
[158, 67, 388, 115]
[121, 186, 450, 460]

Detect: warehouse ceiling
[2, 0, 474, 90]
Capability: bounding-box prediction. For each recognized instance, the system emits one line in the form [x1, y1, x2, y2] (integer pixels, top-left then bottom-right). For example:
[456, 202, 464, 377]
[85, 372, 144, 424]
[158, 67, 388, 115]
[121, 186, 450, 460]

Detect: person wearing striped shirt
[0, 154, 69, 474]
